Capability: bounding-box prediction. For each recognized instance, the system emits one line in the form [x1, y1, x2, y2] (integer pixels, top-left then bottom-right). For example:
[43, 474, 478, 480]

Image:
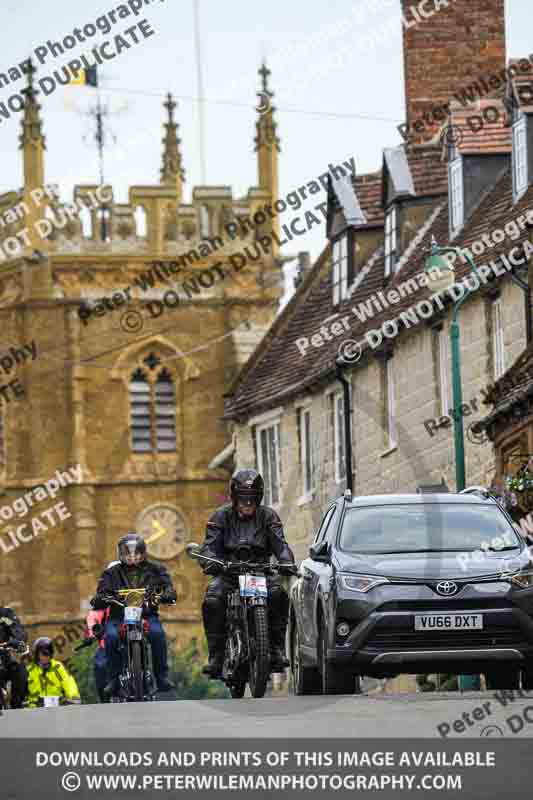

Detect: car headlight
[509, 572, 533, 589]
[339, 574, 389, 593]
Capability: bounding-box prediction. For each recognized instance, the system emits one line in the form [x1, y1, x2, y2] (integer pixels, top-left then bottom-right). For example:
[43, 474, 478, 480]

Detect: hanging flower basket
[506, 471, 533, 513]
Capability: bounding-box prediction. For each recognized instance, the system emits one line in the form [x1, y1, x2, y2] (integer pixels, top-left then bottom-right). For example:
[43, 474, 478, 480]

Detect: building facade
[224, 0, 533, 563]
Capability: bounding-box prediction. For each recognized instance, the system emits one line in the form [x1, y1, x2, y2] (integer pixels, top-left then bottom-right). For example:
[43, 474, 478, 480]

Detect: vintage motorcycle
[100, 588, 161, 703]
[0, 641, 29, 710]
[187, 542, 296, 699]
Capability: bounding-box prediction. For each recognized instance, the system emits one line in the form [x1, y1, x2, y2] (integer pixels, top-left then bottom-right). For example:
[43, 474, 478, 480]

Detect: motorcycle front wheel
[248, 605, 270, 698]
[130, 640, 144, 701]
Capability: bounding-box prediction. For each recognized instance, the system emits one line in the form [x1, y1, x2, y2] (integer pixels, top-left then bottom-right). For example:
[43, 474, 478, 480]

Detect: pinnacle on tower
[160, 92, 185, 198]
[19, 59, 46, 191]
[254, 62, 280, 198]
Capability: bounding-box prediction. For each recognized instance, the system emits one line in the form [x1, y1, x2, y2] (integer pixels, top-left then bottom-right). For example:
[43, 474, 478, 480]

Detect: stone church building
[0, 63, 283, 652]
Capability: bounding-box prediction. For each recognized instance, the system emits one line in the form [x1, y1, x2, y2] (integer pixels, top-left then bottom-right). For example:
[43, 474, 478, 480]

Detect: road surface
[4, 691, 533, 738]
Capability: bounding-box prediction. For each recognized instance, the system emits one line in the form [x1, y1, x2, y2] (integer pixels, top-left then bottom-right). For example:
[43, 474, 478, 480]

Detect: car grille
[379, 599, 514, 612]
[365, 625, 528, 651]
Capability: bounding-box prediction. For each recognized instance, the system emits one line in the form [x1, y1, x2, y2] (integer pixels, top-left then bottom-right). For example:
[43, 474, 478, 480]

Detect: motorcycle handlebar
[191, 553, 297, 575]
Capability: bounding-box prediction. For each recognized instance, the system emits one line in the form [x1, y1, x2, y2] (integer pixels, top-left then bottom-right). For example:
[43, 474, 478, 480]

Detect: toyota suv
[289, 492, 533, 695]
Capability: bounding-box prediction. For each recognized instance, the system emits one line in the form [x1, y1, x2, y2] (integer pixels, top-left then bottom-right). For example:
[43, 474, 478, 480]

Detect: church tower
[0, 63, 284, 659]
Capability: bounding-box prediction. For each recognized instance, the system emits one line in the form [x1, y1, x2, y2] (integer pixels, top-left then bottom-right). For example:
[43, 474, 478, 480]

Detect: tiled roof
[449, 99, 512, 155]
[225, 163, 533, 421]
[405, 146, 448, 196]
[508, 59, 533, 113]
[352, 171, 384, 228]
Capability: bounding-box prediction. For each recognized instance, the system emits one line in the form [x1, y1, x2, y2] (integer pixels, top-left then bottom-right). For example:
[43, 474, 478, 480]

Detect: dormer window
[384, 205, 398, 277]
[332, 233, 349, 306]
[513, 115, 528, 198]
[449, 157, 464, 235]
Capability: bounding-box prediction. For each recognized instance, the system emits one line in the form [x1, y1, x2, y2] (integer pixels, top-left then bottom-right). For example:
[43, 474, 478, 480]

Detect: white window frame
[329, 392, 346, 483]
[492, 299, 505, 380]
[332, 234, 348, 305]
[386, 358, 397, 449]
[384, 205, 398, 277]
[513, 115, 528, 198]
[199, 205, 210, 239]
[438, 329, 451, 416]
[449, 157, 464, 234]
[256, 420, 282, 508]
[299, 407, 314, 501]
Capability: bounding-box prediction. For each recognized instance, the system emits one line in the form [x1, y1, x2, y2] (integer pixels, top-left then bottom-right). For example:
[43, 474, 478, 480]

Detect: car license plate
[414, 613, 483, 631]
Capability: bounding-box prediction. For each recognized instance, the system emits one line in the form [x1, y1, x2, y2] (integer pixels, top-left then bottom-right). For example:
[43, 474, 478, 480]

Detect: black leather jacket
[91, 561, 177, 619]
[0, 607, 27, 646]
[200, 504, 295, 571]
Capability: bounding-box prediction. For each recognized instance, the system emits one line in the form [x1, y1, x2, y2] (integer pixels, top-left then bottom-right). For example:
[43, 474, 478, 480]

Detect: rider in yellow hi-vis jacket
[26, 637, 81, 708]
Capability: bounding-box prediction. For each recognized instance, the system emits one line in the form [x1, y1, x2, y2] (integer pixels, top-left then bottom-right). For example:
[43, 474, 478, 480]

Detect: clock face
[137, 505, 187, 560]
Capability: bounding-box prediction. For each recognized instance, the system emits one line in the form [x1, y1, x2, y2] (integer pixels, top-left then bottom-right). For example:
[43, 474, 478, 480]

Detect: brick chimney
[401, 0, 506, 145]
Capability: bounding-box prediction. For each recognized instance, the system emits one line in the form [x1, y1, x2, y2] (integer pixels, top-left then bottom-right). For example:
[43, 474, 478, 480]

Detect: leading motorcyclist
[0, 606, 28, 708]
[91, 533, 177, 696]
[200, 469, 297, 678]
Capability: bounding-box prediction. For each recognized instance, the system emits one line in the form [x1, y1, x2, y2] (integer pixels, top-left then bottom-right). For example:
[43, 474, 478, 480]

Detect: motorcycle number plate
[128, 630, 143, 641]
[239, 574, 268, 598]
[124, 606, 142, 624]
[44, 696, 60, 707]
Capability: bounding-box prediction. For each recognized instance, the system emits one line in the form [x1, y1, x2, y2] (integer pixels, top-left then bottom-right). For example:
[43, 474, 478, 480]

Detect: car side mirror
[309, 540, 330, 563]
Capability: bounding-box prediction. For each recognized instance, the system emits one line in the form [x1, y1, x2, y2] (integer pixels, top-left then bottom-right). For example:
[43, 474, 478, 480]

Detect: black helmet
[32, 636, 53, 662]
[118, 533, 146, 566]
[230, 469, 264, 507]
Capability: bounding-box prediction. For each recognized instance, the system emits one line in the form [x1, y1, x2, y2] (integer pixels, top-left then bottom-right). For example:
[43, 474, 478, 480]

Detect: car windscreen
[339, 503, 523, 554]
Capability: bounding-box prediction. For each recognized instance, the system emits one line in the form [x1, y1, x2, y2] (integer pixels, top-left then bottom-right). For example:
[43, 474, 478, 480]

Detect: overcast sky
[0, 0, 529, 295]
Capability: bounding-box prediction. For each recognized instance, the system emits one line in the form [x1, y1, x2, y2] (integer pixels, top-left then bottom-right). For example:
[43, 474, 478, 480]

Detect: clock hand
[146, 519, 167, 545]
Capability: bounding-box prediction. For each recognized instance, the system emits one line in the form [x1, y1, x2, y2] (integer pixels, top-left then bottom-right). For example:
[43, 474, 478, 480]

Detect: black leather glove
[203, 562, 226, 577]
[7, 638, 21, 649]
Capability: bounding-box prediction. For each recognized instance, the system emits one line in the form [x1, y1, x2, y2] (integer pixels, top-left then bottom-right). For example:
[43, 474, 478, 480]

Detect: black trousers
[202, 574, 289, 653]
[0, 661, 28, 709]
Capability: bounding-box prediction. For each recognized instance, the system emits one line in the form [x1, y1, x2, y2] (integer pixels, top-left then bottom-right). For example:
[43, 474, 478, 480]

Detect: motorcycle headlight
[509, 571, 533, 589]
[339, 574, 389, 593]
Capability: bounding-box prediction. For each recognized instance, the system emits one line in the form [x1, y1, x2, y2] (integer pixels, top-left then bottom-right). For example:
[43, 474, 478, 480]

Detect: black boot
[270, 628, 289, 672]
[103, 677, 120, 697]
[157, 677, 175, 692]
[203, 635, 225, 678]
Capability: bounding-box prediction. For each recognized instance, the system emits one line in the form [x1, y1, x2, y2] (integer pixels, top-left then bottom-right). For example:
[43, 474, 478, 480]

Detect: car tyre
[318, 621, 355, 695]
[485, 668, 520, 691]
[290, 624, 321, 695]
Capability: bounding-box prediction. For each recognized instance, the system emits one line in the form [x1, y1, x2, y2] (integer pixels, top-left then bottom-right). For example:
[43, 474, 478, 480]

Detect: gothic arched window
[129, 358, 177, 453]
